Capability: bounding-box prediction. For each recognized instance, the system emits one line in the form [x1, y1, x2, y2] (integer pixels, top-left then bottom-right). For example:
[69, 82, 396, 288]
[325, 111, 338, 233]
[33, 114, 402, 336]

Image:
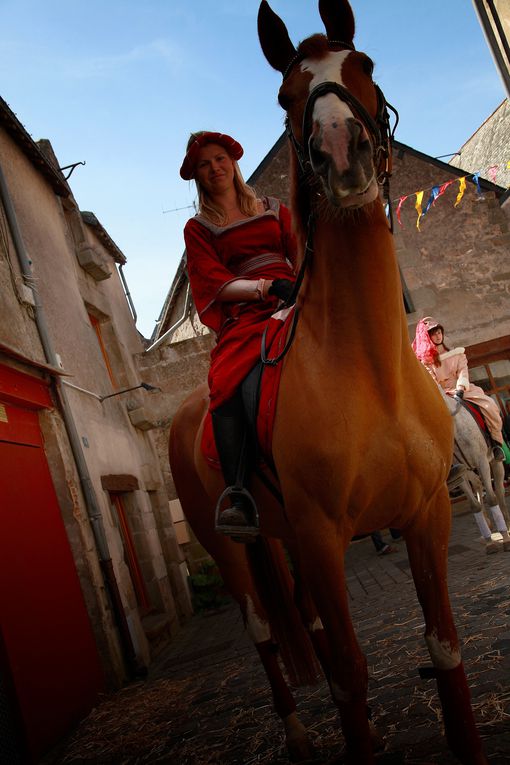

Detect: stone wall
[449, 100, 510, 192]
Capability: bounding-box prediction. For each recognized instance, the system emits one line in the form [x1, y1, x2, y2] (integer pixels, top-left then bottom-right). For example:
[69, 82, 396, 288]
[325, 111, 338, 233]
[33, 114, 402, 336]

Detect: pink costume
[411, 323, 504, 443]
[424, 348, 503, 443]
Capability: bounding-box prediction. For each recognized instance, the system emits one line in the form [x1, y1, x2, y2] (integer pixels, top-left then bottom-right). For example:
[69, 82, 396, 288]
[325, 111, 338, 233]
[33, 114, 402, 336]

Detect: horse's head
[258, 0, 393, 210]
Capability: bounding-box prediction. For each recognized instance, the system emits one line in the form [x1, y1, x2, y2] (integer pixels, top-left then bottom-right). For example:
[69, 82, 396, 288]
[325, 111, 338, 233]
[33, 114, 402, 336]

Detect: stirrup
[214, 486, 260, 541]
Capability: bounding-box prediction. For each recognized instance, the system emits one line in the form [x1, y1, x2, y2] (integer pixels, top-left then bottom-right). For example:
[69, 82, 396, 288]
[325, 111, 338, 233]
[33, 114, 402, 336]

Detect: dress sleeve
[184, 218, 242, 333]
[278, 202, 298, 271]
[455, 353, 470, 390]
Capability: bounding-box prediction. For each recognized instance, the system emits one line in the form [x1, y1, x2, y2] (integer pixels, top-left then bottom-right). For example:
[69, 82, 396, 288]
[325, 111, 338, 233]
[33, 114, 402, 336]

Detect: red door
[0, 368, 104, 761]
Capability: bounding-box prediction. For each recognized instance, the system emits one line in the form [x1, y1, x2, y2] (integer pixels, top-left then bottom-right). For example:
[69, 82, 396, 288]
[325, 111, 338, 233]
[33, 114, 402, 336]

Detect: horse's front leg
[405, 487, 488, 765]
[291, 515, 376, 764]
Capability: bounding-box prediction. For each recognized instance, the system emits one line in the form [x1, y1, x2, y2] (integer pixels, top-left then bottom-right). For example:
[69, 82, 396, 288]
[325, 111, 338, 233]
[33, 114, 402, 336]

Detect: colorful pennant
[391, 158, 509, 229]
[414, 191, 424, 230]
[454, 177, 466, 207]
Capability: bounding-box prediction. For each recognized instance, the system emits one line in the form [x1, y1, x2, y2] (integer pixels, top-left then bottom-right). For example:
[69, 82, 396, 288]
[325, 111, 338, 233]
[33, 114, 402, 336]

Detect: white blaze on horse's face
[301, 51, 379, 208]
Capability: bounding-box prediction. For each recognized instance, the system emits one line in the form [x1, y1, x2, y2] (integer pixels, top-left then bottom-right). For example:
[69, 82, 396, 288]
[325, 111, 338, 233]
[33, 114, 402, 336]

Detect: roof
[0, 96, 70, 197]
[81, 211, 127, 265]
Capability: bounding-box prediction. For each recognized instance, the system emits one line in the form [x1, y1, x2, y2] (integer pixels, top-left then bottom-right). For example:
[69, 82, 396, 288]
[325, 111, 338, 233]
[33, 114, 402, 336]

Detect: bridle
[261, 42, 399, 367]
[283, 42, 399, 225]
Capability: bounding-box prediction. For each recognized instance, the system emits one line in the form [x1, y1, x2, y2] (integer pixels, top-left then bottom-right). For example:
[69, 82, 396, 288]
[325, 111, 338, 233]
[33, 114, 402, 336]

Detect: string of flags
[387, 160, 510, 231]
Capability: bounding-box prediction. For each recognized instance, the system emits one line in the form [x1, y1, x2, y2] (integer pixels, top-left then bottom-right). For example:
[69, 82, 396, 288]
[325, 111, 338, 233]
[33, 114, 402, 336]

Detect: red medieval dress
[184, 197, 297, 411]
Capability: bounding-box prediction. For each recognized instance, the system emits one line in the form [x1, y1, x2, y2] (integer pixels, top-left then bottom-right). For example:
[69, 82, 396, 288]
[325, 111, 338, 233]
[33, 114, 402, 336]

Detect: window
[469, 360, 510, 414]
[88, 313, 118, 389]
[110, 493, 151, 613]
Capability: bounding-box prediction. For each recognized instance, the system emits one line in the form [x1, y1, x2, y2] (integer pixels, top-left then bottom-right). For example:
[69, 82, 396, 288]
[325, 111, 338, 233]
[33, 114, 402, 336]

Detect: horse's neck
[298, 201, 408, 370]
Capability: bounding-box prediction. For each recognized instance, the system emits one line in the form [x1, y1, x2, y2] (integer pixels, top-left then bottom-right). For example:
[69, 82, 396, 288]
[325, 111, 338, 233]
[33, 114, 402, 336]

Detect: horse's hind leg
[405, 488, 487, 765]
[479, 459, 510, 551]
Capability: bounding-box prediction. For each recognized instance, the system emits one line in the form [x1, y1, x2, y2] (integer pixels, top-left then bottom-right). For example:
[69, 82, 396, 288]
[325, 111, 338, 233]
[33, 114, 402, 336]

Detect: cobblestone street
[43, 507, 510, 764]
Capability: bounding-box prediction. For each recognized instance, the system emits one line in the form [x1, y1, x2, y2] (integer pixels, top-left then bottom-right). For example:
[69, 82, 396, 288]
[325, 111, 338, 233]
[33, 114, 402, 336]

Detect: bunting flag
[415, 191, 424, 230]
[488, 165, 499, 183]
[471, 171, 482, 195]
[435, 180, 455, 203]
[422, 185, 440, 217]
[396, 195, 408, 227]
[391, 157, 509, 229]
[454, 177, 466, 207]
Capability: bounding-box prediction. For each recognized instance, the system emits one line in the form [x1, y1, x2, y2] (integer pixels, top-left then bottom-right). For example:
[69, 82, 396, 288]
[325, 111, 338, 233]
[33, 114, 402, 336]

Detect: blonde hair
[198, 163, 258, 225]
[186, 133, 258, 226]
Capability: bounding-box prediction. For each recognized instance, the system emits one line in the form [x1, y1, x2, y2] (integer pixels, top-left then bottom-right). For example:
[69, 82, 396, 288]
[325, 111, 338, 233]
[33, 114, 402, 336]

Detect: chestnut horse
[169, 1, 487, 762]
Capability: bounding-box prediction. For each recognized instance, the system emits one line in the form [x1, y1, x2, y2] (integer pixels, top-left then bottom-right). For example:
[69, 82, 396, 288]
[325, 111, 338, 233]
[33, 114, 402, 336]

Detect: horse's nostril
[349, 118, 363, 147]
[309, 140, 328, 173]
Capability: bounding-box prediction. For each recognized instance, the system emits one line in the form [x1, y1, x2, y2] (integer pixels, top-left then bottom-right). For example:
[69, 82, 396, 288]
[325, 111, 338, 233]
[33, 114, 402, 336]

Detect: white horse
[443, 391, 510, 554]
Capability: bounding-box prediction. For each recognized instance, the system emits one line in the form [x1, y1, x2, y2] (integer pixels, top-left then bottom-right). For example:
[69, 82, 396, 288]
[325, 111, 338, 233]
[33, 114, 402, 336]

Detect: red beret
[180, 132, 244, 180]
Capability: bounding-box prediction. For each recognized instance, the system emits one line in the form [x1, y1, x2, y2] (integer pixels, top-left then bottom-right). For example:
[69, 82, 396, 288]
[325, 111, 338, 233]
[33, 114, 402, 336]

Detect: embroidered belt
[230, 252, 287, 276]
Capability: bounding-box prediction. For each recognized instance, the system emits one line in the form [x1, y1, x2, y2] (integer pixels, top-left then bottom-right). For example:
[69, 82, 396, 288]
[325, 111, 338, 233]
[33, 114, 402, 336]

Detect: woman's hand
[268, 279, 295, 303]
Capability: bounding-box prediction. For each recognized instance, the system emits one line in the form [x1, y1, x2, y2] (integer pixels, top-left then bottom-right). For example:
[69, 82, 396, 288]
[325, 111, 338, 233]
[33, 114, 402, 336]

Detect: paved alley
[42, 508, 510, 764]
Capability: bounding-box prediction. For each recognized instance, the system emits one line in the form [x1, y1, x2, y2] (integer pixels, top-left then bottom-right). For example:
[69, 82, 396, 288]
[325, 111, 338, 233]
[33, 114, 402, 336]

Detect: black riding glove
[455, 388, 464, 399]
[268, 279, 295, 304]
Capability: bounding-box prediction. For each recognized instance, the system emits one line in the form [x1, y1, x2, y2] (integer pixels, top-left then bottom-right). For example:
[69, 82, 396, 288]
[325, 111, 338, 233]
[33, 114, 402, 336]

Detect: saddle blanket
[459, 398, 488, 435]
[201, 306, 295, 470]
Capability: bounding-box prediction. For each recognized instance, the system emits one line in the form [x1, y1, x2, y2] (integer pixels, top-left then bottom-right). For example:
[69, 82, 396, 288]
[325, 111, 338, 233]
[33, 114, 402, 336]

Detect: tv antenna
[163, 202, 197, 214]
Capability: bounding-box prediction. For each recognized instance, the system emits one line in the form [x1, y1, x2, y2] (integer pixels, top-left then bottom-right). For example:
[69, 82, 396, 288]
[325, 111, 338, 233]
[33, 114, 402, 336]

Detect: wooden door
[0, 378, 104, 761]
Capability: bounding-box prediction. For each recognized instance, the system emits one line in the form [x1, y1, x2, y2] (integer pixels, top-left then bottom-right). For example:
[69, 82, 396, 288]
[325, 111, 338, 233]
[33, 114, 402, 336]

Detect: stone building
[0, 95, 192, 763]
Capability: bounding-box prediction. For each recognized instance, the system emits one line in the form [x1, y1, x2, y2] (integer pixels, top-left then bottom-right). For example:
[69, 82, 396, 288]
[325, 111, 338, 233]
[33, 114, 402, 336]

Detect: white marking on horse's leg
[489, 504, 509, 536]
[308, 616, 324, 632]
[425, 631, 461, 670]
[283, 712, 314, 760]
[244, 595, 271, 643]
[473, 510, 492, 540]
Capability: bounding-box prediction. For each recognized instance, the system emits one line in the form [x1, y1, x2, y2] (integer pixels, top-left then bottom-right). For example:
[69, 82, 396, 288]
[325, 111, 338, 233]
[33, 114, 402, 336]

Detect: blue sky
[0, 0, 506, 338]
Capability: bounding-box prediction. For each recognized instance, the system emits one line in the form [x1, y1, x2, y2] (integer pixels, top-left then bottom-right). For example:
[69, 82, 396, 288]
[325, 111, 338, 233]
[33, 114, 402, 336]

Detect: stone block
[128, 406, 155, 430]
[76, 244, 111, 281]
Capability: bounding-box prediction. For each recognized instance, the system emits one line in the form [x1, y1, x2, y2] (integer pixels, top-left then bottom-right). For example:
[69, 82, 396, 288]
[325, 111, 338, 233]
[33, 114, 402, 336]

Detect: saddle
[455, 397, 490, 444]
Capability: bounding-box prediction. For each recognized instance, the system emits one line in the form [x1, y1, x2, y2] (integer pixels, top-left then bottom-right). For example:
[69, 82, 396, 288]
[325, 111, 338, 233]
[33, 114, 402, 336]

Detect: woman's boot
[211, 394, 258, 532]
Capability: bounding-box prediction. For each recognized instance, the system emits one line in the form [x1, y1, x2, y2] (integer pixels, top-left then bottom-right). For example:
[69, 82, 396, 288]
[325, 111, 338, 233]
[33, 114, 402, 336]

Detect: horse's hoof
[369, 720, 386, 752]
[287, 737, 316, 762]
[485, 541, 499, 554]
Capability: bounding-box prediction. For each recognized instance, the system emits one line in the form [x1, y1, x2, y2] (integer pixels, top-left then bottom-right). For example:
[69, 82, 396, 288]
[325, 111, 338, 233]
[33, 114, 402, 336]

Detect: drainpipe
[472, 0, 510, 98]
[118, 264, 137, 323]
[0, 160, 143, 680]
[145, 281, 192, 353]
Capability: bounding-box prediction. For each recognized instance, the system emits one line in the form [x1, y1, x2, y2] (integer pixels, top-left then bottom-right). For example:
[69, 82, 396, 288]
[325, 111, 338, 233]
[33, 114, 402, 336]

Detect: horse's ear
[318, 0, 355, 44]
[258, 0, 297, 74]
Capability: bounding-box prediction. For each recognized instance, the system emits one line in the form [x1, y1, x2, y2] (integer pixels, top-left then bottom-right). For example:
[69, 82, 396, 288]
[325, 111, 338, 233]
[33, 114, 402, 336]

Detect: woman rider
[412, 316, 505, 461]
[180, 131, 297, 531]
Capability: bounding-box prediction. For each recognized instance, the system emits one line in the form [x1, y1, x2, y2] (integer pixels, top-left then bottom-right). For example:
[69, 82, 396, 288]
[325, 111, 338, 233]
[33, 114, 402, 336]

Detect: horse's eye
[363, 57, 374, 77]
